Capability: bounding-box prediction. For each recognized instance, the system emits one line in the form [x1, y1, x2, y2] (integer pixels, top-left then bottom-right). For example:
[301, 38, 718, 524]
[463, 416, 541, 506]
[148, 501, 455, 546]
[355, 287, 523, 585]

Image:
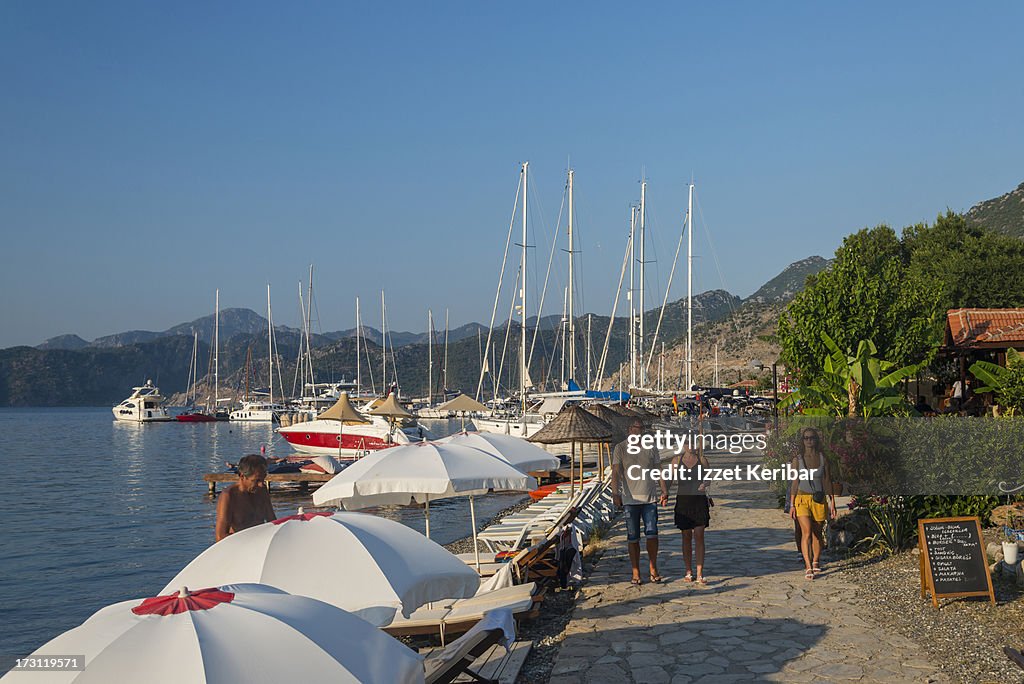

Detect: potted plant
[1003, 526, 1021, 565]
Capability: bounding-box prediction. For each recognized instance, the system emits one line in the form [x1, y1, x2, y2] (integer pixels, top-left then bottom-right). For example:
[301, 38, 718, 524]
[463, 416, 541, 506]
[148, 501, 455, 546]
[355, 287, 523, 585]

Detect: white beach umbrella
[160, 511, 479, 627]
[312, 441, 537, 569]
[438, 431, 561, 474]
[1, 583, 423, 684]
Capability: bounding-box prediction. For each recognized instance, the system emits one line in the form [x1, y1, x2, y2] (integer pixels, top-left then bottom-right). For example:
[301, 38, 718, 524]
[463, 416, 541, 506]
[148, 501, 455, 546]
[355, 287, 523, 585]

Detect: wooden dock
[202, 472, 333, 495]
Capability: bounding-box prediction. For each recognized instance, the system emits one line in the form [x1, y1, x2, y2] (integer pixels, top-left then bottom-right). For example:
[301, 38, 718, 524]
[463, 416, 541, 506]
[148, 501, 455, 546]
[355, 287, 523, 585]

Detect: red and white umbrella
[2, 583, 423, 684]
[161, 511, 479, 627]
[438, 431, 561, 474]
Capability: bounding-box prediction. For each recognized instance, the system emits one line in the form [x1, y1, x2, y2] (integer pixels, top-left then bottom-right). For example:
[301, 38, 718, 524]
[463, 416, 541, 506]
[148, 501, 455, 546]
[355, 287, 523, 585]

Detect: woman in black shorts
[674, 443, 711, 584]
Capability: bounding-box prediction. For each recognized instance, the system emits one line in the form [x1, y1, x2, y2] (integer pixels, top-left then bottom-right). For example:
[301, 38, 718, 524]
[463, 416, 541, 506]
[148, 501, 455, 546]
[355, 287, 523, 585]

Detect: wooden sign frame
[918, 516, 995, 608]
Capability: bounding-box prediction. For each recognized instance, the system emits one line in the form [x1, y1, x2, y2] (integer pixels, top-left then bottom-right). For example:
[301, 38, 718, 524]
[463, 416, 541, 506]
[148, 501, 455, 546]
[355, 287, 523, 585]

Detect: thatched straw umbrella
[368, 392, 414, 441]
[435, 393, 489, 430]
[608, 403, 654, 426]
[528, 405, 615, 493]
[586, 404, 630, 443]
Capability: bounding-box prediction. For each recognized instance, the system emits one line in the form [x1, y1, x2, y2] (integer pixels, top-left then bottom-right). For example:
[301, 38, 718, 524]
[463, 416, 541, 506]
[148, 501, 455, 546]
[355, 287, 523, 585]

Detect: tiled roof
[946, 308, 1024, 348]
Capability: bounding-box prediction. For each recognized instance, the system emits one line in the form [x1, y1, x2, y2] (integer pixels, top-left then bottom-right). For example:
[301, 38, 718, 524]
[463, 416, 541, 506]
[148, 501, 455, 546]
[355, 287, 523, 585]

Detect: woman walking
[673, 443, 712, 584]
[788, 427, 836, 579]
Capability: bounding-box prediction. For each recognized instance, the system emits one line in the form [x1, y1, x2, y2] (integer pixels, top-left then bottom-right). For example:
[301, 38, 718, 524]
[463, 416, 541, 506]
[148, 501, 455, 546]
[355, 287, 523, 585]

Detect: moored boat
[112, 380, 172, 422]
[277, 393, 427, 458]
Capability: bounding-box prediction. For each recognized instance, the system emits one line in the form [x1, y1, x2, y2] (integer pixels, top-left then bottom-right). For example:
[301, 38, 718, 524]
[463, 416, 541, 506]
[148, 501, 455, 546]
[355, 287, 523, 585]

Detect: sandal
[695, 576, 708, 585]
[804, 569, 814, 580]
[650, 573, 663, 584]
[630, 577, 642, 586]
[683, 571, 694, 583]
[812, 563, 822, 574]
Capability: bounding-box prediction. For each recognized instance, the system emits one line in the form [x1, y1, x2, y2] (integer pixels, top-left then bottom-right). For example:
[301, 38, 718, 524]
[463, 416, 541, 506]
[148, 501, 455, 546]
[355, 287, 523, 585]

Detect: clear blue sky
[2, 2, 1022, 348]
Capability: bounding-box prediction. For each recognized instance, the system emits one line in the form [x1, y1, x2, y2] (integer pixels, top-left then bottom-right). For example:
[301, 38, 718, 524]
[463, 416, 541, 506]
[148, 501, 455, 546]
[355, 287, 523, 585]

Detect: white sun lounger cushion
[445, 584, 537, 622]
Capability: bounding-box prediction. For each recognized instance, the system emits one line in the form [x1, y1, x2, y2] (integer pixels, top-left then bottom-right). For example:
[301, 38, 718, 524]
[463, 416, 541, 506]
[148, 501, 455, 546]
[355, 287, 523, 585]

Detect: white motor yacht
[112, 380, 172, 422]
[229, 399, 288, 422]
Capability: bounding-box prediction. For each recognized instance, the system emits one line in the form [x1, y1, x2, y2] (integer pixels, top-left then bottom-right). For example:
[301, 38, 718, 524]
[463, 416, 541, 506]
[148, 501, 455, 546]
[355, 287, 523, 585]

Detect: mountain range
[7, 179, 1022, 406]
[2, 256, 825, 406]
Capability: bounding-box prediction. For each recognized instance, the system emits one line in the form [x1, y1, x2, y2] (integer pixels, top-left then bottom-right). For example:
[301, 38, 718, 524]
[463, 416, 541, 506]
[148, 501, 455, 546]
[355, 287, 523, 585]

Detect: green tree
[904, 211, 1024, 316]
[777, 226, 942, 384]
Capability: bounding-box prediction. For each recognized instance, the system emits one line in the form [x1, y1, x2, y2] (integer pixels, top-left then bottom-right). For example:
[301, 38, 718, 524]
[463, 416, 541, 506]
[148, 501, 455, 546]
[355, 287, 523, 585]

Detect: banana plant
[970, 348, 1024, 416]
[781, 333, 921, 417]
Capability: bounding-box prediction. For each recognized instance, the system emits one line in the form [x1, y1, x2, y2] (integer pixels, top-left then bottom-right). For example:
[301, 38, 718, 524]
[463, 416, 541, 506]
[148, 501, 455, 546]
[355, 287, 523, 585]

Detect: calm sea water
[0, 408, 526, 662]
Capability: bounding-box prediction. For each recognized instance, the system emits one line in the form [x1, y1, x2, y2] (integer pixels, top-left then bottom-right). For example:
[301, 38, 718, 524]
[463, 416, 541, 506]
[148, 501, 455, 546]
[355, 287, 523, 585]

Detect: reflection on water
[0, 410, 527, 665]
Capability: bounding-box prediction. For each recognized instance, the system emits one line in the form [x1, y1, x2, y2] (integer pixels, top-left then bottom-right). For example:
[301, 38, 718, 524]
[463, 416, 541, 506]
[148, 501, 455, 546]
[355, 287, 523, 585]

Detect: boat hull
[112, 407, 172, 422]
[176, 412, 219, 423]
[277, 419, 420, 458]
[473, 417, 545, 438]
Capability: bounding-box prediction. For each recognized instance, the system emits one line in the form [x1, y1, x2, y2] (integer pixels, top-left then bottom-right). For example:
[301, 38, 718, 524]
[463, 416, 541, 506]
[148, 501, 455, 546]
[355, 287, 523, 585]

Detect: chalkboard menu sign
[918, 517, 995, 607]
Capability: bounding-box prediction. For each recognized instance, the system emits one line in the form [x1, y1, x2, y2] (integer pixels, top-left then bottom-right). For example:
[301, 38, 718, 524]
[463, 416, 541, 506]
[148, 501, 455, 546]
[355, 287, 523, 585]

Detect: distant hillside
[36, 334, 89, 351]
[322, 322, 489, 348]
[744, 256, 831, 305]
[6, 257, 823, 405]
[164, 307, 277, 344]
[966, 181, 1024, 239]
[1, 336, 196, 406]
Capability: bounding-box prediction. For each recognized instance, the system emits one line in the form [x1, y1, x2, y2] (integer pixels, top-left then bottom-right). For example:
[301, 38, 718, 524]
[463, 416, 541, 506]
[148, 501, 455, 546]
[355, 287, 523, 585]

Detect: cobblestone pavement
[547, 450, 948, 684]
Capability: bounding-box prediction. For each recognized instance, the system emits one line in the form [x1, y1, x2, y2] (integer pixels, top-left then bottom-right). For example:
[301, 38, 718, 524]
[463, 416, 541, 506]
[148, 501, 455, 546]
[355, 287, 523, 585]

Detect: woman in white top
[788, 427, 836, 579]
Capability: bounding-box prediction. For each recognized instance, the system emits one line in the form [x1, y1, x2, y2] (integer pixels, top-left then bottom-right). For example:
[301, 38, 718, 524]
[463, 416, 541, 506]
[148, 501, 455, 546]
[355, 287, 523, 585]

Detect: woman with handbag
[673, 443, 713, 585]
[788, 427, 836, 579]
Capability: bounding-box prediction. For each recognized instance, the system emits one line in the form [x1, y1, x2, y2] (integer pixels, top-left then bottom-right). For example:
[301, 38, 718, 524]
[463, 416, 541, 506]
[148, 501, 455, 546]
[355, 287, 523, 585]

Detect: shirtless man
[215, 454, 277, 541]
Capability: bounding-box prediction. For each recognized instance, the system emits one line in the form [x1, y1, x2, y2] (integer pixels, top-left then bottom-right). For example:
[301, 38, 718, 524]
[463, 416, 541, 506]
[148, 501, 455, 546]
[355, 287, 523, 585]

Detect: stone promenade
[547, 450, 947, 683]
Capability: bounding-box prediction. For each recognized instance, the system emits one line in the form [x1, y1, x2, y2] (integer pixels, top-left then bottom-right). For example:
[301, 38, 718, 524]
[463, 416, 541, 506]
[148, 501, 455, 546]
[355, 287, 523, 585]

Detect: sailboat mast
[306, 265, 314, 389]
[520, 161, 528, 415]
[443, 309, 449, 393]
[428, 309, 434, 407]
[381, 291, 387, 394]
[628, 206, 636, 390]
[567, 168, 575, 384]
[355, 297, 362, 396]
[639, 179, 647, 388]
[267, 284, 274, 405]
[586, 313, 592, 389]
[214, 289, 220, 409]
[660, 341, 665, 392]
[687, 182, 694, 391]
[560, 288, 567, 388]
[188, 332, 198, 405]
[714, 342, 719, 387]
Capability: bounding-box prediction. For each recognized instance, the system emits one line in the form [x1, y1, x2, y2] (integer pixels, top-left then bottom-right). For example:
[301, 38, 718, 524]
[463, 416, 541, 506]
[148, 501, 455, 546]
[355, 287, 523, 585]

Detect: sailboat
[177, 289, 229, 421]
[230, 285, 288, 422]
[176, 332, 217, 422]
[474, 164, 589, 437]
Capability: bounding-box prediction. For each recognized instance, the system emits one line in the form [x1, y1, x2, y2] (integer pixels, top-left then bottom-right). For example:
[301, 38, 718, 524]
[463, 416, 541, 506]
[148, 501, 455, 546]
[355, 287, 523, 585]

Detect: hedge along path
[546, 448, 947, 684]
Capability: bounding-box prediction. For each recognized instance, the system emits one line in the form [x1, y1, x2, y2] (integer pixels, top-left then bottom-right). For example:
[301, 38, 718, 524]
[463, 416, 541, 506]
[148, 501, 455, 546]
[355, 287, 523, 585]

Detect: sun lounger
[423, 609, 516, 684]
[385, 583, 543, 640]
[477, 485, 599, 549]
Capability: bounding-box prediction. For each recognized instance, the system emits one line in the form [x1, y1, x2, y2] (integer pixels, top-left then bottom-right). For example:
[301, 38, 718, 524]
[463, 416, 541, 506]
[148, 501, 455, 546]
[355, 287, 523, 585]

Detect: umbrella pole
[470, 495, 481, 571]
[570, 442, 575, 497]
[424, 495, 431, 539]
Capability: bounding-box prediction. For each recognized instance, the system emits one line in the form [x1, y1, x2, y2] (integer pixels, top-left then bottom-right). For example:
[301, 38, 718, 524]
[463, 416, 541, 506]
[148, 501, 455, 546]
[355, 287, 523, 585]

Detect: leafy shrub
[853, 496, 918, 554]
[903, 495, 1005, 527]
